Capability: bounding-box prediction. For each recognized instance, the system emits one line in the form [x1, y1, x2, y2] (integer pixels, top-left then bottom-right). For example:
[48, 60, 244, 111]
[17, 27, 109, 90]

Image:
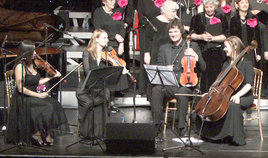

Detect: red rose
[247, 18, 258, 28]
[194, 0, 202, 6]
[210, 17, 221, 25]
[112, 12, 122, 21]
[221, 5, 232, 14]
[118, 0, 128, 8]
[154, 0, 166, 8]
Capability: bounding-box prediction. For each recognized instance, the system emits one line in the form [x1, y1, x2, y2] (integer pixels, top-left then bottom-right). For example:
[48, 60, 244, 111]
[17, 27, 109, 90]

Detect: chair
[4, 69, 16, 115]
[244, 68, 263, 141]
[163, 98, 193, 138]
[163, 98, 178, 137]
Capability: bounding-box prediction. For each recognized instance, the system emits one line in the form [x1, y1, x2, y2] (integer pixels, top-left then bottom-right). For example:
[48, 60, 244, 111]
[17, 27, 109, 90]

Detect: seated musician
[197, 36, 254, 146]
[150, 19, 206, 137]
[6, 40, 69, 146]
[82, 28, 129, 115]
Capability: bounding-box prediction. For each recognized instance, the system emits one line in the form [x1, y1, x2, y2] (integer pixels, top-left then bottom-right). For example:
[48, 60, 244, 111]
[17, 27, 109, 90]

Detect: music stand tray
[66, 66, 123, 152]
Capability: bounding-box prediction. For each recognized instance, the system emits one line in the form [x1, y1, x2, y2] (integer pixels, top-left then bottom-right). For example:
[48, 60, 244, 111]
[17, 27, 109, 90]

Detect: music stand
[65, 66, 123, 151]
[144, 65, 204, 154]
[144, 65, 179, 87]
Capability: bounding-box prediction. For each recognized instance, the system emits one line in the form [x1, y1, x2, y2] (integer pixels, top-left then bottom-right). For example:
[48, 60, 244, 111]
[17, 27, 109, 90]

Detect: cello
[195, 41, 257, 122]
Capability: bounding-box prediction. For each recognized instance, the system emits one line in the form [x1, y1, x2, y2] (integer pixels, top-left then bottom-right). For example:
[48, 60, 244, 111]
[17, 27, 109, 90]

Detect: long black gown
[196, 58, 254, 146]
[6, 66, 69, 144]
[144, 17, 170, 65]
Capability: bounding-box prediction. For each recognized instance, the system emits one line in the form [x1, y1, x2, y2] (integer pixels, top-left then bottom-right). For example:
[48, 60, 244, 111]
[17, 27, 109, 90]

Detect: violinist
[197, 36, 254, 146]
[150, 19, 206, 138]
[82, 29, 129, 113]
[6, 40, 69, 146]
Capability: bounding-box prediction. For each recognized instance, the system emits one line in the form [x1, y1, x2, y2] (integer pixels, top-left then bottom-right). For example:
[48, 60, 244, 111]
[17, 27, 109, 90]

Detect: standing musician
[6, 40, 69, 146]
[197, 36, 254, 146]
[82, 29, 130, 114]
[150, 19, 206, 137]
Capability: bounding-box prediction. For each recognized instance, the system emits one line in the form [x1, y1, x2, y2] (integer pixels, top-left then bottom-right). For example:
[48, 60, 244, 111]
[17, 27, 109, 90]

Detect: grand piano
[0, 6, 67, 98]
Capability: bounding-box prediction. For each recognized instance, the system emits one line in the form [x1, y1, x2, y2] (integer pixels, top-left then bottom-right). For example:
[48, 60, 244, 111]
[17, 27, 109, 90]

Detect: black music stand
[144, 65, 204, 154]
[65, 66, 123, 151]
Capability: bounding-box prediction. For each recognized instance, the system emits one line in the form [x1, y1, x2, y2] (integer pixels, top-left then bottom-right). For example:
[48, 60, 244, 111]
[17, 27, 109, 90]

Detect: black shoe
[31, 137, 44, 147]
[110, 105, 120, 113]
[178, 128, 187, 137]
[43, 139, 54, 146]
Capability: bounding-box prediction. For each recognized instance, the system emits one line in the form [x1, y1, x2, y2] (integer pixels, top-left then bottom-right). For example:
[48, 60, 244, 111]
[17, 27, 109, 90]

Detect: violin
[34, 53, 57, 76]
[194, 41, 257, 122]
[179, 41, 198, 87]
[101, 47, 136, 83]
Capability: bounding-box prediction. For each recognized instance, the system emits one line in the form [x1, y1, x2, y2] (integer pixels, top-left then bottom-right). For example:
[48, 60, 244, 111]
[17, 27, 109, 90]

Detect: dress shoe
[110, 105, 120, 113]
[43, 139, 54, 146]
[31, 137, 44, 147]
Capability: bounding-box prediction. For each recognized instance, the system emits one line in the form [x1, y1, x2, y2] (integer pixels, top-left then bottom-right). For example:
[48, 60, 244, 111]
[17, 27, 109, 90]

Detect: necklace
[182, 0, 190, 14]
[241, 19, 246, 25]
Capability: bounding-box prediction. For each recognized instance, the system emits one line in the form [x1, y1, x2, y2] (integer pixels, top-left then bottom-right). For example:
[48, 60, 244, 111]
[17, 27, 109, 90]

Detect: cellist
[197, 36, 254, 146]
[150, 19, 206, 138]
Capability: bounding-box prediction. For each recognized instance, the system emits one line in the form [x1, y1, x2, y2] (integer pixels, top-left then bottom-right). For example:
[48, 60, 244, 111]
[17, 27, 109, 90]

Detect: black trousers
[151, 85, 192, 129]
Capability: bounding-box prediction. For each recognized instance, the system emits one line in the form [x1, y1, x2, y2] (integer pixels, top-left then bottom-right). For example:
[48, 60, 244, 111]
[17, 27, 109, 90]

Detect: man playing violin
[150, 19, 206, 138]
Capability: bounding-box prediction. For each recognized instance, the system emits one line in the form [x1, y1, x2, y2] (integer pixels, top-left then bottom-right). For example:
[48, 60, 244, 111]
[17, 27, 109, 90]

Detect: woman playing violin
[197, 36, 254, 146]
[6, 40, 69, 146]
[82, 29, 129, 113]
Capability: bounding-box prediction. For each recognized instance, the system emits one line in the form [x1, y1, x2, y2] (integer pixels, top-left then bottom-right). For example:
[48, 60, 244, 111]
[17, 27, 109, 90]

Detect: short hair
[203, 0, 219, 6]
[160, 0, 179, 14]
[167, 18, 185, 34]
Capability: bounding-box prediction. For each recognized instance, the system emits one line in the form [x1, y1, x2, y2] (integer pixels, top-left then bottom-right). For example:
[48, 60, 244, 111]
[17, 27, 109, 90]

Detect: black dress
[93, 7, 126, 53]
[137, 0, 161, 94]
[230, 11, 261, 66]
[144, 17, 170, 65]
[190, 11, 228, 93]
[196, 58, 254, 146]
[6, 66, 69, 144]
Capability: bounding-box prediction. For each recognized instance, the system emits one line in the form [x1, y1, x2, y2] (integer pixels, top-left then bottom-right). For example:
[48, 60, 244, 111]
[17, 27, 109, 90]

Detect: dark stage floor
[0, 106, 267, 158]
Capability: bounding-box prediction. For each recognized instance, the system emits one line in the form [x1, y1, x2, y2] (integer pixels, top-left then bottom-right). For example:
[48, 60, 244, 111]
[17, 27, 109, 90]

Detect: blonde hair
[225, 36, 245, 60]
[87, 29, 107, 60]
[160, 0, 179, 14]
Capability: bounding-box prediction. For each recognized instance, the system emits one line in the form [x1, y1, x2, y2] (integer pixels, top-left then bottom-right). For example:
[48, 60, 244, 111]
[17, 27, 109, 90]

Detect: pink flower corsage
[194, 0, 202, 6]
[154, 0, 166, 8]
[265, 0, 268, 5]
[221, 5, 232, 14]
[118, 0, 128, 8]
[112, 12, 122, 21]
[210, 17, 221, 25]
[247, 18, 258, 28]
[37, 85, 47, 93]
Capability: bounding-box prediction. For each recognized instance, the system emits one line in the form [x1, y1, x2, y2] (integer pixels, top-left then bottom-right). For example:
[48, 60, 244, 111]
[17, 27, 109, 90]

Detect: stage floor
[0, 106, 267, 158]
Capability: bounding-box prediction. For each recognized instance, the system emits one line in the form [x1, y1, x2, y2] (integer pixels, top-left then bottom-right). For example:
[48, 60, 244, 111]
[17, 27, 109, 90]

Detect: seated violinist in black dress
[82, 29, 130, 115]
[6, 40, 69, 147]
[197, 36, 254, 146]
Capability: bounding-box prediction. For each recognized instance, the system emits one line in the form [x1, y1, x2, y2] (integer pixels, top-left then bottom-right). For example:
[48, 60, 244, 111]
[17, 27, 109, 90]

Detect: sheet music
[144, 64, 179, 87]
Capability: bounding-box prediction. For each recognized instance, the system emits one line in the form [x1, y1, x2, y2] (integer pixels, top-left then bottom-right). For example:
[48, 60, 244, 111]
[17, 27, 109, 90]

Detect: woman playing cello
[196, 36, 254, 146]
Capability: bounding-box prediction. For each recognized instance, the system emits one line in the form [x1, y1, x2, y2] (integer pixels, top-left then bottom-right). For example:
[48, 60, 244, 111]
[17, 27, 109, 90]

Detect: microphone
[143, 16, 158, 32]
[1, 35, 8, 48]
